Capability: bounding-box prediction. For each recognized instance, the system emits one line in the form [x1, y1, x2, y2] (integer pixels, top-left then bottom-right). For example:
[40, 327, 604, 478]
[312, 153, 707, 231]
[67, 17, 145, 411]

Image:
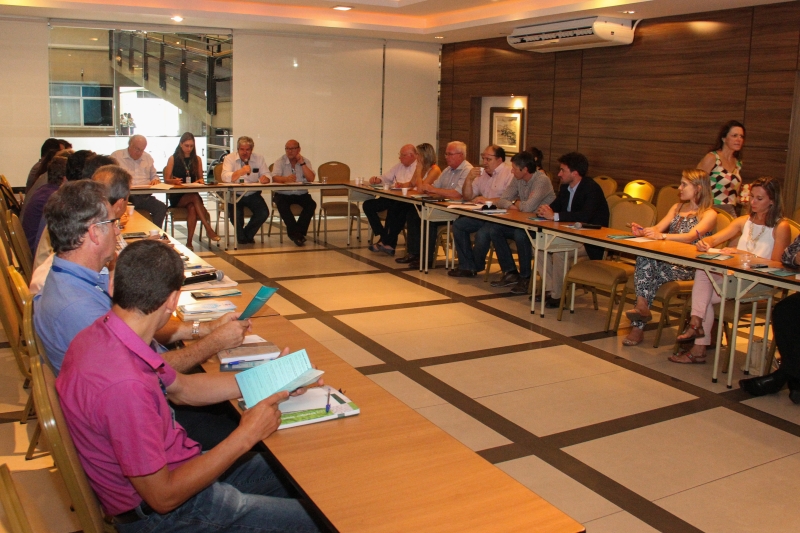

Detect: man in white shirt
[271, 139, 317, 247]
[111, 135, 167, 228]
[364, 144, 417, 255]
[220, 136, 271, 245]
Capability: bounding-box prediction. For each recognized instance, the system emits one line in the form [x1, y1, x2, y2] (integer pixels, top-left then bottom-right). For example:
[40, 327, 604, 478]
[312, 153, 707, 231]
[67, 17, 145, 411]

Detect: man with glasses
[271, 139, 317, 246]
[112, 135, 167, 228]
[220, 136, 271, 245]
[448, 145, 514, 278]
[396, 141, 472, 269]
[365, 144, 417, 255]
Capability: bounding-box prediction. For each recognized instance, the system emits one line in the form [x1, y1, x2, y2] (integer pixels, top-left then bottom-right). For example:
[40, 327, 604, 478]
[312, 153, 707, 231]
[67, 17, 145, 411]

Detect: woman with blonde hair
[622, 169, 717, 346]
[672, 176, 791, 363]
[414, 142, 442, 186]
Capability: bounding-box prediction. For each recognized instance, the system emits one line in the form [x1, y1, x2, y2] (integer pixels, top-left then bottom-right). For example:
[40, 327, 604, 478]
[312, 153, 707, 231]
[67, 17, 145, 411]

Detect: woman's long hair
[749, 176, 783, 228]
[173, 132, 201, 180]
[681, 169, 713, 215]
[711, 120, 745, 159]
[416, 143, 436, 173]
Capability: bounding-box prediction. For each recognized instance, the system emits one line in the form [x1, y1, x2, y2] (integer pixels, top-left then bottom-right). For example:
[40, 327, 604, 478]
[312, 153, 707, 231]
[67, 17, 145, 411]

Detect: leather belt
[114, 501, 155, 524]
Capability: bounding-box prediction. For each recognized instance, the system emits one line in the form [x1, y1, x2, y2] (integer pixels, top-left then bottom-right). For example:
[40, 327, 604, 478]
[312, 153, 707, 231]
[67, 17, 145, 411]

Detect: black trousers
[364, 198, 410, 248]
[228, 192, 269, 243]
[405, 208, 444, 266]
[773, 293, 800, 380]
[274, 193, 317, 238]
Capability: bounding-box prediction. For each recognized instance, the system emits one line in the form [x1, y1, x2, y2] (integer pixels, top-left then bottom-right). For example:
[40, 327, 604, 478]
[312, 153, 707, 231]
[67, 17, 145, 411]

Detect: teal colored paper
[235, 349, 324, 408]
[238, 285, 278, 320]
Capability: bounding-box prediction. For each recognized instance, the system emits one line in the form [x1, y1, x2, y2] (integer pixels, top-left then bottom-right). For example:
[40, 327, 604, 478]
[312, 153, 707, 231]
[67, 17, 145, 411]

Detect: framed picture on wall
[489, 107, 525, 156]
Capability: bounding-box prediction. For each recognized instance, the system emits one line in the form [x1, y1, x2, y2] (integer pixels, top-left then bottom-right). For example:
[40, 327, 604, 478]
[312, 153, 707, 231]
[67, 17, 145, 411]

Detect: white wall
[0, 18, 51, 187]
[233, 32, 439, 179]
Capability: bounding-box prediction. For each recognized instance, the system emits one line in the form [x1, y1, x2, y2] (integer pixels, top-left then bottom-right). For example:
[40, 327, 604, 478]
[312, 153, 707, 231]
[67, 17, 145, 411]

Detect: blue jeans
[116, 453, 321, 533]
[487, 223, 532, 278]
[452, 217, 491, 272]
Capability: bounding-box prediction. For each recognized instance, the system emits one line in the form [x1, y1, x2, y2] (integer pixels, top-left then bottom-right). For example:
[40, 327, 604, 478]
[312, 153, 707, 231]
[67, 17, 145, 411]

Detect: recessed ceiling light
[90, 37, 98, 41]
[171, 15, 183, 22]
[434, 36, 444, 39]
[622, 10, 635, 14]
[333, 6, 352, 10]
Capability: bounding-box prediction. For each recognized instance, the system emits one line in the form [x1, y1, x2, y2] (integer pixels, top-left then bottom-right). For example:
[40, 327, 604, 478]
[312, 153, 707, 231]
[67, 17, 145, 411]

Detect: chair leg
[653, 295, 670, 348]
[613, 285, 629, 332]
[673, 297, 691, 355]
[484, 243, 495, 282]
[604, 282, 618, 332]
[591, 288, 599, 310]
[25, 421, 42, 460]
[20, 393, 34, 425]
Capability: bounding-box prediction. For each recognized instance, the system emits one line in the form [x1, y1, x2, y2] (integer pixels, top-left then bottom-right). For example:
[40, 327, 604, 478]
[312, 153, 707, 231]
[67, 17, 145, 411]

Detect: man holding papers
[57, 240, 322, 532]
[34, 181, 249, 448]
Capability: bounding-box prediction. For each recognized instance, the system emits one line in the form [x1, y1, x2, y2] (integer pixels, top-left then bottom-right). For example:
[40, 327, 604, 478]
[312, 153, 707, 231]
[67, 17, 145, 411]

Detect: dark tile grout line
[206, 235, 784, 533]
[0, 341, 10, 349]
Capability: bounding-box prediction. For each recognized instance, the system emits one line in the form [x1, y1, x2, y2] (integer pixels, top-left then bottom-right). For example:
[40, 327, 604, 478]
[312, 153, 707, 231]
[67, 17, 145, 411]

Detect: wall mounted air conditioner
[507, 17, 639, 53]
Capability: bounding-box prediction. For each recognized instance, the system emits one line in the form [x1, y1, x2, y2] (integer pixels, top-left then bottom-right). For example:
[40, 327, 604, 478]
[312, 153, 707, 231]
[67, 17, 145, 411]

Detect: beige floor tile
[282, 273, 447, 311]
[497, 454, 620, 524]
[259, 292, 305, 316]
[238, 250, 376, 279]
[415, 403, 511, 451]
[742, 389, 800, 426]
[319, 338, 384, 368]
[403, 268, 495, 297]
[0, 423, 54, 471]
[424, 345, 619, 398]
[224, 239, 328, 255]
[289, 318, 345, 342]
[565, 407, 800, 501]
[656, 452, 800, 533]
[0, 467, 82, 533]
[581, 511, 660, 533]
[368, 371, 447, 409]
[201, 256, 253, 281]
[0, 351, 27, 414]
[481, 370, 695, 436]
[339, 302, 510, 336]
[348, 246, 411, 270]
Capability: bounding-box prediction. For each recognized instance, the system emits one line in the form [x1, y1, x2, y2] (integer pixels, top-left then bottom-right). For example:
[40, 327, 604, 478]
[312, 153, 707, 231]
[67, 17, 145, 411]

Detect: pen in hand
[325, 389, 331, 413]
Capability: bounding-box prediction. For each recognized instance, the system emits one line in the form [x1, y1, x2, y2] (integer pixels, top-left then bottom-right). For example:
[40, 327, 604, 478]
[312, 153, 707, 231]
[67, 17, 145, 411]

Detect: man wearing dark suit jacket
[536, 152, 610, 308]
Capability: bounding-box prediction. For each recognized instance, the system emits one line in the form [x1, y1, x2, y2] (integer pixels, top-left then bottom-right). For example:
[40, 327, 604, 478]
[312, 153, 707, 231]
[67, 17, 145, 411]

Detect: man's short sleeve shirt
[111, 149, 158, 187]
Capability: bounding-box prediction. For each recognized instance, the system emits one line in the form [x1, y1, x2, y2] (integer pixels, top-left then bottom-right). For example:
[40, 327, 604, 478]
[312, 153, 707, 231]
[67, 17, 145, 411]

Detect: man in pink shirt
[57, 240, 321, 532]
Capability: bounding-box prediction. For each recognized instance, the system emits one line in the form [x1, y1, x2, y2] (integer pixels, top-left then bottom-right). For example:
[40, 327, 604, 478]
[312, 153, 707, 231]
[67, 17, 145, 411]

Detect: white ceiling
[0, 0, 790, 43]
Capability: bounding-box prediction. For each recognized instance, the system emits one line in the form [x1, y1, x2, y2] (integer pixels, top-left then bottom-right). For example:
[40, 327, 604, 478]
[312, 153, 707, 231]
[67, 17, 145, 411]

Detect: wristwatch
[192, 320, 201, 337]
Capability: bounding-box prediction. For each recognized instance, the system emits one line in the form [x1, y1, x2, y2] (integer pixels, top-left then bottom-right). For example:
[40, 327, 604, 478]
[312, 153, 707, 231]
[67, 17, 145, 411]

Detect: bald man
[364, 144, 417, 254]
[271, 139, 317, 246]
[112, 135, 167, 227]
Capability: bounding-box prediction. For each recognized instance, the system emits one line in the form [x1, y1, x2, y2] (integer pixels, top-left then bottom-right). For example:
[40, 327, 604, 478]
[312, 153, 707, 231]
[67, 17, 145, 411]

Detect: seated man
[34, 181, 248, 448]
[271, 139, 317, 246]
[220, 136, 270, 245]
[112, 135, 167, 228]
[396, 141, 472, 270]
[536, 152, 610, 308]
[25, 138, 64, 193]
[449, 145, 514, 278]
[482, 150, 556, 295]
[364, 144, 417, 254]
[22, 155, 67, 254]
[57, 239, 321, 532]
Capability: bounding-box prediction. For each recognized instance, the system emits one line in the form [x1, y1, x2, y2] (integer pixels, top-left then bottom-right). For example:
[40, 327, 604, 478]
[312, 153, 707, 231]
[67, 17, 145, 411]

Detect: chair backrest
[7, 265, 29, 322]
[609, 198, 658, 231]
[605, 192, 631, 212]
[622, 180, 656, 203]
[593, 175, 617, 197]
[30, 354, 109, 533]
[6, 212, 32, 283]
[793, 207, 800, 225]
[0, 463, 35, 533]
[712, 207, 737, 247]
[213, 163, 223, 183]
[317, 161, 351, 198]
[787, 218, 800, 243]
[0, 263, 28, 381]
[655, 185, 680, 221]
[0, 182, 21, 217]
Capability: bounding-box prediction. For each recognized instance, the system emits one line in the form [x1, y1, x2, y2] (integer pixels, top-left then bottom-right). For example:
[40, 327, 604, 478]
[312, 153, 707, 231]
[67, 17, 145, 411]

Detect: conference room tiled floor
[3, 215, 800, 532]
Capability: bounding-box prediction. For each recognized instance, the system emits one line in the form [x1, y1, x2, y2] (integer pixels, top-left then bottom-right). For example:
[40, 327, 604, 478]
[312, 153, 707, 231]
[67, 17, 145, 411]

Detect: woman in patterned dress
[622, 169, 717, 346]
[697, 120, 745, 217]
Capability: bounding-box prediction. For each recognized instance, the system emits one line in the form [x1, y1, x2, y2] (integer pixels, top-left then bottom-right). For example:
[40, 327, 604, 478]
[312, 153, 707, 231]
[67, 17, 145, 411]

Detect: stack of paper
[177, 300, 236, 321]
[219, 335, 281, 365]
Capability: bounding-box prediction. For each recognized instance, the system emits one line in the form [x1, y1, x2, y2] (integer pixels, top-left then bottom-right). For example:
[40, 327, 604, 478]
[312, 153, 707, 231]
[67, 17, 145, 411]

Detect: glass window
[50, 98, 81, 125]
[50, 84, 81, 97]
[83, 99, 113, 126]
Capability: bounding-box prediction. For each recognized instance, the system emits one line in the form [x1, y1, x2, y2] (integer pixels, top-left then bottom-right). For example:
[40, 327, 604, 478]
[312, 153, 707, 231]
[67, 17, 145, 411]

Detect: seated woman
[671, 176, 791, 363]
[163, 132, 220, 250]
[623, 169, 716, 346]
[415, 142, 442, 186]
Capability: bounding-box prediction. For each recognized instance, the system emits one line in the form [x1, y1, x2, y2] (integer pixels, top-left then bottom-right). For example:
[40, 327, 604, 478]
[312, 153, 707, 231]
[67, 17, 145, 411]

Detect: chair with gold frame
[593, 175, 618, 197]
[0, 463, 36, 533]
[316, 161, 361, 244]
[6, 212, 32, 283]
[622, 179, 656, 203]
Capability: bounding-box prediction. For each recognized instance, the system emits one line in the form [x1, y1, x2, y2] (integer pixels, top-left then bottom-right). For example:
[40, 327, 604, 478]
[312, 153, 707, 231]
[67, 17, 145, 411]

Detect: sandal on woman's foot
[676, 324, 705, 343]
[622, 328, 644, 346]
[668, 350, 706, 364]
[625, 308, 653, 324]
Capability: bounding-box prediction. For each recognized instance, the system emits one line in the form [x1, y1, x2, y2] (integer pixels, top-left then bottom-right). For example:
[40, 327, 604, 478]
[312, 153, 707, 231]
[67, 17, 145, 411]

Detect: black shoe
[544, 296, 562, 309]
[408, 260, 421, 270]
[448, 269, 476, 278]
[739, 372, 787, 397]
[237, 238, 252, 245]
[490, 271, 521, 288]
[395, 254, 419, 264]
[299, 235, 307, 243]
[510, 277, 531, 295]
[291, 236, 305, 246]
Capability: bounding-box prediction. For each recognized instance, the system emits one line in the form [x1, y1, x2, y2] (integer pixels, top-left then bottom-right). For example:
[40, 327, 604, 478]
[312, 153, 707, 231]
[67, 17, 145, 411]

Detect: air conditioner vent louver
[508, 17, 638, 53]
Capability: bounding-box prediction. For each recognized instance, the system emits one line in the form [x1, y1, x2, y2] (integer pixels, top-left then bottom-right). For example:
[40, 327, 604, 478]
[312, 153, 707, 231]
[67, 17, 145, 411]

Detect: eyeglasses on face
[285, 146, 300, 151]
[94, 217, 122, 230]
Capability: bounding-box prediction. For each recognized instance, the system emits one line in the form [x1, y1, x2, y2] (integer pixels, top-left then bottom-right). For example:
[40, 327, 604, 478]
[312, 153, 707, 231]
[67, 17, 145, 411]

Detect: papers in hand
[177, 300, 236, 321]
[219, 335, 281, 364]
[278, 387, 360, 429]
[235, 349, 324, 409]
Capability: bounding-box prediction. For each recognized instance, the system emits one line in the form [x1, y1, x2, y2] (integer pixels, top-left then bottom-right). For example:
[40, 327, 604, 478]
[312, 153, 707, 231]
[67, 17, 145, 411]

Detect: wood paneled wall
[439, 3, 800, 197]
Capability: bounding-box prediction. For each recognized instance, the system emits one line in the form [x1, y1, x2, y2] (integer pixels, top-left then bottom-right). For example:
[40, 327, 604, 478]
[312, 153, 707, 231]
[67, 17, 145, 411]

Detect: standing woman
[671, 176, 791, 363]
[164, 132, 220, 250]
[697, 120, 745, 217]
[622, 169, 717, 346]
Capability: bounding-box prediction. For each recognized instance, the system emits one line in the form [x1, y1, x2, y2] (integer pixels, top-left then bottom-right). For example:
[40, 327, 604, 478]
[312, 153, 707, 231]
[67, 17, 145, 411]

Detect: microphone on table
[182, 269, 225, 286]
[572, 222, 602, 230]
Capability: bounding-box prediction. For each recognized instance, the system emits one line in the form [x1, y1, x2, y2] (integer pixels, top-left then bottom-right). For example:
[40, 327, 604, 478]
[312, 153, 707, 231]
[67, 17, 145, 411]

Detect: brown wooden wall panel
[452, 39, 554, 84]
[740, 148, 787, 183]
[450, 95, 473, 133]
[555, 51, 582, 79]
[552, 77, 580, 137]
[743, 70, 796, 148]
[579, 73, 748, 143]
[750, 3, 800, 72]
[581, 10, 752, 79]
[441, 44, 455, 84]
